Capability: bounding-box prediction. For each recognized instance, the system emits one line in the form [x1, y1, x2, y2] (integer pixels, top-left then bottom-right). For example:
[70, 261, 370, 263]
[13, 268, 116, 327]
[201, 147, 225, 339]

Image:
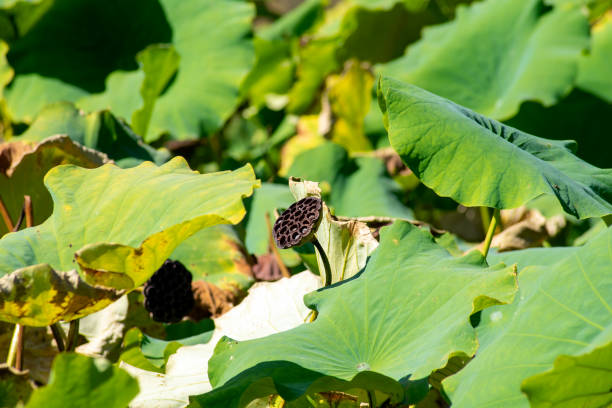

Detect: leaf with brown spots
[0, 135, 109, 236]
[0, 158, 258, 326]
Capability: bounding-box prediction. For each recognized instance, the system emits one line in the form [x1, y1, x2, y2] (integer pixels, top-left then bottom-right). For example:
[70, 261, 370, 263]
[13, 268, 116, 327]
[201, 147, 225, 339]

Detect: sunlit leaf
[379, 77, 612, 219]
[194, 222, 516, 407]
[0, 158, 258, 325]
[25, 353, 139, 408]
[0, 135, 109, 236]
[379, 0, 589, 119]
[444, 226, 612, 407]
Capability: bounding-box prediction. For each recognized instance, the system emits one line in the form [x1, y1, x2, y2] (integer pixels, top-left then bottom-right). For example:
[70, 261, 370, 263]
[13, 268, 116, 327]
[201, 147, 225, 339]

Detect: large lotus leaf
[521, 341, 612, 407]
[19, 102, 168, 167]
[4, 0, 254, 142]
[0, 135, 109, 236]
[78, 44, 180, 138]
[171, 225, 253, 292]
[444, 226, 612, 407]
[577, 16, 612, 103]
[0, 158, 258, 326]
[193, 222, 517, 407]
[379, 0, 589, 120]
[3, 0, 172, 122]
[378, 77, 612, 219]
[288, 142, 413, 220]
[289, 178, 379, 284]
[505, 88, 612, 168]
[25, 353, 139, 408]
[143, 0, 254, 141]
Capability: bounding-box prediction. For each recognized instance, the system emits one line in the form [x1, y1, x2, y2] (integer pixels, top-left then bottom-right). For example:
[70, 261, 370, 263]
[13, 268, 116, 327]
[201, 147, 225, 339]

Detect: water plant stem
[367, 389, 376, 407]
[312, 237, 332, 287]
[6, 324, 24, 369]
[481, 208, 500, 259]
[0, 195, 14, 231]
[479, 206, 490, 233]
[24, 195, 32, 229]
[66, 319, 80, 351]
[50, 323, 66, 352]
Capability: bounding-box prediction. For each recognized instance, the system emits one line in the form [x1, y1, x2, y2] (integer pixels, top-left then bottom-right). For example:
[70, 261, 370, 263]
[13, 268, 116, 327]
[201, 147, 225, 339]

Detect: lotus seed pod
[144, 259, 194, 323]
[273, 196, 323, 249]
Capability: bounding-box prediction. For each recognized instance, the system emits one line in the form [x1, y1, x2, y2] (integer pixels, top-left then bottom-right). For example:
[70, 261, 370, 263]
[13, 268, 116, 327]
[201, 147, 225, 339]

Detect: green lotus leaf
[289, 143, 414, 220]
[0, 135, 109, 236]
[378, 0, 589, 120]
[444, 226, 612, 407]
[0, 158, 258, 326]
[25, 353, 139, 408]
[131, 44, 180, 137]
[171, 225, 253, 293]
[3, 0, 172, 122]
[193, 221, 517, 407]
[4, 0, 254, 142]
[19, 102, 168, 168]
[577, 17, 612, 103]
[141, 0, 254, 141]
[378, 77, 612, 219]
[78, 44, 180, 139]
[521, 341, 612, 407]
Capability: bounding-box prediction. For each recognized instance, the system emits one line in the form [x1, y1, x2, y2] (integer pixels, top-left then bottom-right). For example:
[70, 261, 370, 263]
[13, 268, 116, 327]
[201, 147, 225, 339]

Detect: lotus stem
[479, 206, 490, 233]
[312, 238, 332, 287]
[0, 195, 14, 231]
[6, 324, 24, 370]
[12, 205, 25, 232]
[66, 319, 80, 351]
[50, 323, 66, 352]
[24, 195, 32, 228]
[481, 208, 500, 259]
[367, 389, 376, 407]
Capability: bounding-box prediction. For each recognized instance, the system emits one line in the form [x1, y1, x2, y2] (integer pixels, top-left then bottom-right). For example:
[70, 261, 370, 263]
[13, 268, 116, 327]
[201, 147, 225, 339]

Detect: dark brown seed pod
[273, 196, 322, 249]
[144, 259, 194, 323]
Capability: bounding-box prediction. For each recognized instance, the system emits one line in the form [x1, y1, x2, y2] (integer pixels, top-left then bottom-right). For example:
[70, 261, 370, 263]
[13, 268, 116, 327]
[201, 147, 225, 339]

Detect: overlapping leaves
[0, 158, 258, 325]
[2, 0, 254, 141]
[193, 222, 516, 407]
[0, 135, 109, 236]
[379, 0, 589, 119]
[444, 226, 612, 407]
